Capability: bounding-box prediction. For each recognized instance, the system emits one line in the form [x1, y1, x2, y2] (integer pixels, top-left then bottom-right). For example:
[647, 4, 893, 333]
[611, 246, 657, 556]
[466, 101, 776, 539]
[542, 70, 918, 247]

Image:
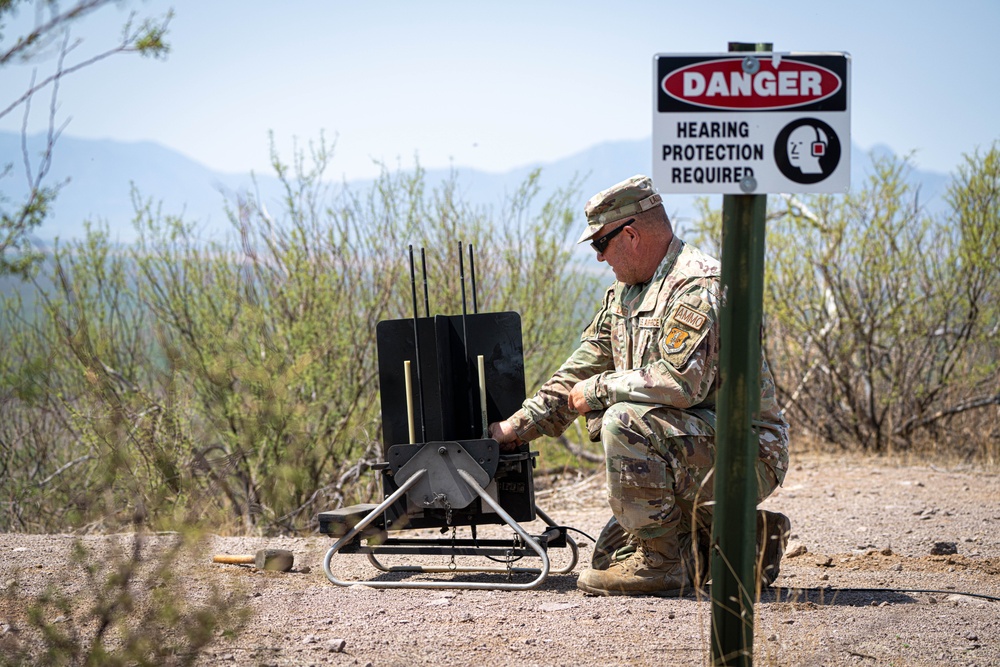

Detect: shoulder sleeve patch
[660, 290, 717, 368]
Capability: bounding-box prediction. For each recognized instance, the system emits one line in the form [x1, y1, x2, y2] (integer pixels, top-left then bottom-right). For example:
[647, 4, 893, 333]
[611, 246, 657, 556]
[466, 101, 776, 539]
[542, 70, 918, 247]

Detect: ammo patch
[639, 317, 662, 329]
[674, 304, 707, 330]
[663, 327, 690, 354]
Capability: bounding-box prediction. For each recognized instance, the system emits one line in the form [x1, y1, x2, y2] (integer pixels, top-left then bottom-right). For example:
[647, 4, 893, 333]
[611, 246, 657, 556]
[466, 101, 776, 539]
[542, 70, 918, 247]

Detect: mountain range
[1, 130, 952, 245]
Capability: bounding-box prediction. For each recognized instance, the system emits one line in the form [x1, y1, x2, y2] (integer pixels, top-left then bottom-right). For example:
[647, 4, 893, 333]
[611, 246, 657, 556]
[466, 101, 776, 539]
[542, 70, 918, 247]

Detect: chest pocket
[635, 316, 663, 367]
[609, 308, 629, 369]
[610, 310, 667, 370]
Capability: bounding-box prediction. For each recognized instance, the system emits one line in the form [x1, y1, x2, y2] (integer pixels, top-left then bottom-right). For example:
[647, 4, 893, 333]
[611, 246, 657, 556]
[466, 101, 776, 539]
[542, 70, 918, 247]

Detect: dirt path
[2, 451, 998, 666]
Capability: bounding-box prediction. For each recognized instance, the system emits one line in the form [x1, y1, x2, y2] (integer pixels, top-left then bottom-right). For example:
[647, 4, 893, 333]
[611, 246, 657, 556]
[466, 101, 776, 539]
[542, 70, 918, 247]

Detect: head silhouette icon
[787, 125, 828, 174]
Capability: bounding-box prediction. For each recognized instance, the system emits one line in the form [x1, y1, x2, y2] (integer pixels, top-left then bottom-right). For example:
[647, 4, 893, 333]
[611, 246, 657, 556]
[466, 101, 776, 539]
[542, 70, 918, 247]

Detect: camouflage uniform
[507, 181, 788, 549]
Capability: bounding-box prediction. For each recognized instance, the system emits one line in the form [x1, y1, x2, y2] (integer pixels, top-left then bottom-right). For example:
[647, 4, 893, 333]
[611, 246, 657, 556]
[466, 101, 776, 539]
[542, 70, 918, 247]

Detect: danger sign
[652, 52, 851, 194]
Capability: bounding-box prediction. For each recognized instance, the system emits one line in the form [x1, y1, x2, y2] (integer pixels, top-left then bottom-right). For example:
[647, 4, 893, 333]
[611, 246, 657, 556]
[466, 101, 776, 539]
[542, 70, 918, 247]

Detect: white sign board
[653, 52, 851, 194]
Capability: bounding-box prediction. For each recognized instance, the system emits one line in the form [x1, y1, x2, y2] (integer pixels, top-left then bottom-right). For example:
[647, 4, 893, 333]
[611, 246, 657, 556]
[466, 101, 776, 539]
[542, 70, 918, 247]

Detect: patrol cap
[577, 174, 663, 244]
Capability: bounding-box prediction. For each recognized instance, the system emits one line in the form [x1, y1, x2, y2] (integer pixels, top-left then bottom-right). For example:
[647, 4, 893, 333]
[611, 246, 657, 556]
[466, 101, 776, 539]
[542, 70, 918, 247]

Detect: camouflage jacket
[507, 235, 788, 474]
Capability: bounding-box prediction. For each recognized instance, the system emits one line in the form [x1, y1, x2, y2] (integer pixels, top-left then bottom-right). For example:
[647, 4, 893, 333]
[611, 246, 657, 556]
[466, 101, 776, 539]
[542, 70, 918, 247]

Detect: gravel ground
[2, 450, 998, 666]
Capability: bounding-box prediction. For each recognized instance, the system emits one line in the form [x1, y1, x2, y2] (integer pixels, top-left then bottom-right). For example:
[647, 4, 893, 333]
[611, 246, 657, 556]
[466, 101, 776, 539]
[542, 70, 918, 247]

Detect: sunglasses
[590, 218, 634, 254]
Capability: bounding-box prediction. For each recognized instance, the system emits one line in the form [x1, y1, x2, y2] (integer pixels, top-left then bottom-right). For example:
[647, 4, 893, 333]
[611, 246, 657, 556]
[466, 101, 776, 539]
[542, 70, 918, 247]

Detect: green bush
[690, 144, 999, 459]
[0, 532, 248, 667]
[0, 140, 601, 534]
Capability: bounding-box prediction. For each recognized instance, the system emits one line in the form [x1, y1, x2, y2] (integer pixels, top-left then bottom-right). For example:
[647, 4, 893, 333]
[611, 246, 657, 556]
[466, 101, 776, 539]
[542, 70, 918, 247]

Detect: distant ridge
[1, 131, 951, 244]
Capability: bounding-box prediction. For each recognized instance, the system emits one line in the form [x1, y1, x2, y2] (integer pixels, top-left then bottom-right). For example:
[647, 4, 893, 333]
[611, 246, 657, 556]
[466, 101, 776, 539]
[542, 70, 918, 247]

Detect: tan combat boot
[756, 510, 791, 586]
[577, 533, 694, 597]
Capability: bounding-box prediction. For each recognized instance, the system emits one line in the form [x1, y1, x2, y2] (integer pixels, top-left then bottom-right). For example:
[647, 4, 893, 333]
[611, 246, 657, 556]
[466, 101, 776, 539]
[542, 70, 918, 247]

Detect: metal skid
[321, 442, 578, 590]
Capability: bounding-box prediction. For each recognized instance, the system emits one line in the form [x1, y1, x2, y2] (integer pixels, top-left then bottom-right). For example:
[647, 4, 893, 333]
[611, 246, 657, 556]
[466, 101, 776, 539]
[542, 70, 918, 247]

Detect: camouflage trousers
[600, 401, 781, 543]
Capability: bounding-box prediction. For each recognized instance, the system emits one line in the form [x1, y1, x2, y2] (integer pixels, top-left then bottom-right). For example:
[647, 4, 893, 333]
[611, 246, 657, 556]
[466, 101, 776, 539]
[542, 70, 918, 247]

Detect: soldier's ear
[624, 224, 640, 246]
[630, 224, 647, 250]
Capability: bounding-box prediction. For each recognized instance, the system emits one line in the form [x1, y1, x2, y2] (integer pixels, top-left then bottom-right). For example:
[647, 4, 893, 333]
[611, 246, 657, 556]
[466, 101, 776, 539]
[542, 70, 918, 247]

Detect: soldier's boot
[589, 516, 633, 571]
[577, 533, 694, 597]
[756, 510, 791, 587]
[590, 516, 710, 586]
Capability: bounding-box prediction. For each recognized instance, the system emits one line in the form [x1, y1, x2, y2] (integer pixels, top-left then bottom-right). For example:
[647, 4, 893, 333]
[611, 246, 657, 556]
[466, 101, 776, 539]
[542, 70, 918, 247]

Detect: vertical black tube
[458, 241, 474, 436]
[458, 241, 469, 332]
[408, 245, 426, 442]
[421, 247, 430, 318]
[468, 243, 478, 314]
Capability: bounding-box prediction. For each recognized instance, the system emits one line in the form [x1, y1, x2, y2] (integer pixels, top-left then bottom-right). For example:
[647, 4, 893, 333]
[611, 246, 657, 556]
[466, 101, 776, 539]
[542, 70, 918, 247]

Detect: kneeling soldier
[491, 175, 790, 596]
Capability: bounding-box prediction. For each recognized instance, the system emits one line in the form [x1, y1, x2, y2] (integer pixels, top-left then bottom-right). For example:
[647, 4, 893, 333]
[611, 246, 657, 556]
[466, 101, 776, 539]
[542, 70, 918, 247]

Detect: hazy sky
[2, 0, 998, 181]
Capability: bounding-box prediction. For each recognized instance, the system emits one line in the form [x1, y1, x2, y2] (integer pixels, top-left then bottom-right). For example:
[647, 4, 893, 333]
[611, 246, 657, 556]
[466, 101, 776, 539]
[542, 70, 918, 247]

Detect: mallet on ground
[212, 548, 294, 572]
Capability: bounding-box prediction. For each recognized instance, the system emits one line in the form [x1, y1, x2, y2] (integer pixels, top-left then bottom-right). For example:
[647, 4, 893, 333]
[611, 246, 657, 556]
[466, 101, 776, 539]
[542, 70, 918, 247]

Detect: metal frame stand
[322, 453, 578, 591]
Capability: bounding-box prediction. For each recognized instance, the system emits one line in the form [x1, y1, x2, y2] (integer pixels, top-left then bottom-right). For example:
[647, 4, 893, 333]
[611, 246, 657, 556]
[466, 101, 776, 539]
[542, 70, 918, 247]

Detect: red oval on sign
[662, 58, 841, 110]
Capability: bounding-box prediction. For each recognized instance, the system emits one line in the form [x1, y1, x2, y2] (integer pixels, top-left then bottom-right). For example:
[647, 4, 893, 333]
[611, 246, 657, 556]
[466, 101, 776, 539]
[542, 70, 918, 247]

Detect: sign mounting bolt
[739, 175, 757, 193]
[741, 56, 760, 74]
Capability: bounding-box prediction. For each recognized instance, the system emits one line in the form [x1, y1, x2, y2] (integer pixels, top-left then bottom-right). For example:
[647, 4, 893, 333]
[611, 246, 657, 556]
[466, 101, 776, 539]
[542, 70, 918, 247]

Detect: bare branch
[37, 454, 93, 488]
[554, 434, 603, 464]
[0, 0, 109, 67]
[895, 393, 1000, 437]
[2, 33, 132, 121]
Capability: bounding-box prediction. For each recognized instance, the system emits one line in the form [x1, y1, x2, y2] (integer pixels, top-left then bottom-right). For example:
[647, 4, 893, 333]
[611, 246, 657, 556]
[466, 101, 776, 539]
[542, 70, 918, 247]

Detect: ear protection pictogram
[811, 126, 828, 157]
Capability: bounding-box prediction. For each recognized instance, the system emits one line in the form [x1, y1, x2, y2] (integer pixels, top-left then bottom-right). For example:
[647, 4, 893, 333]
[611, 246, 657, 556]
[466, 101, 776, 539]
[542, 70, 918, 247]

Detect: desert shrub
[690, 144, 999, 458]
[0, 139, 600, 534]
[0, 532, 248, 667]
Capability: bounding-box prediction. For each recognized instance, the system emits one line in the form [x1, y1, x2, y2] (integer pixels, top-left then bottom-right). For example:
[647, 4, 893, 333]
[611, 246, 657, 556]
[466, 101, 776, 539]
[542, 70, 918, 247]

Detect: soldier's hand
[489, 420, 521, 452]
[569, 382, 592, 415]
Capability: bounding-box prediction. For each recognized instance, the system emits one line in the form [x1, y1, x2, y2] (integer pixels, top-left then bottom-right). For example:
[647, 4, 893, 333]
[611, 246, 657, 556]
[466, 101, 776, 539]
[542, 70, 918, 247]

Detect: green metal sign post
[655, 37, 849, 666]
[710, 39, 772, 667]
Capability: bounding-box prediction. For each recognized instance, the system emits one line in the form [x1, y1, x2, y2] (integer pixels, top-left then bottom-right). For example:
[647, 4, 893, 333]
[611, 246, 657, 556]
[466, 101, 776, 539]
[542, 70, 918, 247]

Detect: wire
[484, 554, 524, 564]
[564, 525, 598, 544]
[482, 524, 597, 564]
